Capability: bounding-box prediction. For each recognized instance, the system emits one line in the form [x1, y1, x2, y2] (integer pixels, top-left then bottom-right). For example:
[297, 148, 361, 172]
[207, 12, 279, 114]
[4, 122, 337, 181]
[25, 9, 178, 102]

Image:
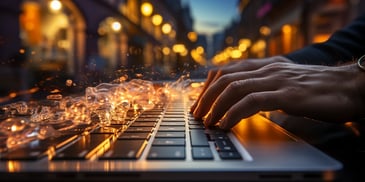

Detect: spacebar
[53, 134, 113, 160]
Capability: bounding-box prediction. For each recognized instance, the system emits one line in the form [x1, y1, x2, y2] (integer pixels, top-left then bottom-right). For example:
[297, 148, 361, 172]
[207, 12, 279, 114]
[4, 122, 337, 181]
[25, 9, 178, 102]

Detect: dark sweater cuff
[283, 46, 339, 65]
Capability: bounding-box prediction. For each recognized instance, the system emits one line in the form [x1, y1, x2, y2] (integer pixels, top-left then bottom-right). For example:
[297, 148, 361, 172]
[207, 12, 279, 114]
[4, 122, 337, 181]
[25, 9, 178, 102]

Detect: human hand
[192, 58, 365, 130]
[190, 56, 292, 114]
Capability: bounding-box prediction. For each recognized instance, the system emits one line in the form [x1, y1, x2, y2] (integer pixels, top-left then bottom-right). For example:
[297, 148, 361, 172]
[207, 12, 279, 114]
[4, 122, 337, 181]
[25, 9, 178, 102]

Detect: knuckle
[225, 79, 256, 94]
[216, 74, 232, 85]
[263, 62, 285, 72]
[283, 86, 301, 96]
[226, 80, 242, 93]
[245, 93, 265, 105]
[215, 69, 223, 77]
[208, 69, 218, 77]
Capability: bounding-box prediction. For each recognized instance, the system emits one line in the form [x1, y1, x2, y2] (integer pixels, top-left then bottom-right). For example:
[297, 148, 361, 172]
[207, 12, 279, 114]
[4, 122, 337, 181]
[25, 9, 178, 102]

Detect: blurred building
[212, 0, 365, 65]
[0, 0, 203, 102]
[3, 0, 363, 103]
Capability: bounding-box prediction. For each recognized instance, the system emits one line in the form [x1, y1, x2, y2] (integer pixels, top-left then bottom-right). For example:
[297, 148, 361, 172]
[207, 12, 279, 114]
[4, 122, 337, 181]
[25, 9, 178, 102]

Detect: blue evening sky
[182, 0, 239, 35]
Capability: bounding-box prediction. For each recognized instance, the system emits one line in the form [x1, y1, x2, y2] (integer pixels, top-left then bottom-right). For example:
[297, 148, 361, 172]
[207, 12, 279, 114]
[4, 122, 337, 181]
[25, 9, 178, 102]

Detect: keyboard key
[214, 139, 243, 160]
[147, 146, 185, 160]
[208, 134, 229, 141]
[158, 126, 185, 132]
[189, 125, 205, 129]
[190, 130, 209, 147]
[1, 134, 78, 160]
[134, 118, 159, 122]
[118, 132, 151, 140]
[91, 126, 121, 134]
[138, 114, 161, 118]
[155, 131, 185, 138]
[205, 127, 226, 135]
[152, 138, 185, 146]
[160, 121, 185, 126]
[100, 140, 146, 160]
[163, 114, 184, 118]
[161, 118, 185, 122]
[192, 147, 213, 160]
[53, 134, 112, 160]
[130, 122, 156, 127]
[188, 120, 203, 125]
[141, 111, 162, 115]
[215, 139, 235, 152]
[218, 151, 242, 160]
[125, 126, 153, 133]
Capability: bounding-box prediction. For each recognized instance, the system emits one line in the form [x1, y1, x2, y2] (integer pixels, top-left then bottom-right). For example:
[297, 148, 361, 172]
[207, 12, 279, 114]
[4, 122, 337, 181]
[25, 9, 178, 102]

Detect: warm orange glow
[7, 161, 19, 172]
[238, 44, 247, 52]
[66, 79, 73, 87]
[9, 92, 17, 98]
[232, 114, 287, 144]
[162, 47, 170, 55]
[161, 23, 172, 34]
[230, 48, 242, 59]
[239, 38, 252, 47]
[191, 49, 206, 65]
[111, 21, 122, 32]
[140, 2, 153, 16]
[344, 121, 361, 136]
[191, 82, 204, 88]
[225, 36, 233, 45]
[180, 49, 188, 56]
[251, 40, 266, 57]
[260, 26, 271, 36]
[282, 24, 292, 34]
[187, 31, 197, 42]
[172, 44, 186, 53]
[11, 125, 18, 132]
[196, 46, 204, 54]
[20, 1, 41, 45]
[50, 89, 61, 93]
[49, 0, 62, 12]
[151, 14, 163, 26]
[19, 49, 25, 54]
[313, 34, 330, 43]
[282, 24, 292, 54]
[29, 87, 39, 93]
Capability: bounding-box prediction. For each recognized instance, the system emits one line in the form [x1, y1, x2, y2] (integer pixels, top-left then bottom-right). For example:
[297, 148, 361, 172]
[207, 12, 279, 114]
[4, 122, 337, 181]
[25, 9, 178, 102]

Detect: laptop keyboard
[0, 98, 242, 161]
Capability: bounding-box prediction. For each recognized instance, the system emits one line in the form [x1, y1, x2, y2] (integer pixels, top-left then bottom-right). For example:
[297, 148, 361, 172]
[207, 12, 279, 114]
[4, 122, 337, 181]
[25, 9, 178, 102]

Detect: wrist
[269, 55, 294, 64]
[357, 55, 365, 71]
[353, 59, 365, 120]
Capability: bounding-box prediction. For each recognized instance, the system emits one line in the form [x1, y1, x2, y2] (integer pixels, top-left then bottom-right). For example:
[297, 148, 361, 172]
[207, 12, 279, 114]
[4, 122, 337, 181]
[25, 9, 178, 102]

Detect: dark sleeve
[284, 12, 365, 65]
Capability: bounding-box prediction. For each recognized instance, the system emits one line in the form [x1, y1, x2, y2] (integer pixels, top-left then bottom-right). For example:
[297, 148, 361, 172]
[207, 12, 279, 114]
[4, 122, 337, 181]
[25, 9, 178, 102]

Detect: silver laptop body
[0, 90, 342, 181]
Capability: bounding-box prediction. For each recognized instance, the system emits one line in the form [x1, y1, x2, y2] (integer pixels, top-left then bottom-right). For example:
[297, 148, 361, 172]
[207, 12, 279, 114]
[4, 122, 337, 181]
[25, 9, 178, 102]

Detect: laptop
[0, 80, 343, 181]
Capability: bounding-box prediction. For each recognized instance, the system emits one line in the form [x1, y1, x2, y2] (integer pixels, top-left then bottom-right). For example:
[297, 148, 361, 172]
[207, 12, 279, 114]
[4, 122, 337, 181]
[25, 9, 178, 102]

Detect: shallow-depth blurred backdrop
[0, 0, 364, 104]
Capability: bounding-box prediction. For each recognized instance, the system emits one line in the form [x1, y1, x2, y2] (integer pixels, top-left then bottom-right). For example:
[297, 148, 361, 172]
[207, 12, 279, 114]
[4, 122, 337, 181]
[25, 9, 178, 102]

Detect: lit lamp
[162, 47, 170, 55]
[141, 2, 153, 17]
[49, 0, 62, 12]
[172, 44, 186, 53]
[259, 26, 271, 36]
[151, 14, 163, 26]
[161, 23, 172, 34]
[196, 46, 204, 55]
[238, 38, 251, 52]
[187, 32, 197, 42]
[111, 21, 122, 32]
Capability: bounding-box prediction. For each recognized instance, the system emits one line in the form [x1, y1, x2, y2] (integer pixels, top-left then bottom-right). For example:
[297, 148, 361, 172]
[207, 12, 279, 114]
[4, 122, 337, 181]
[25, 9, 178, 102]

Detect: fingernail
[190, 102, 197, 113]
[193, 105, 202, 118]
[204, 112, 212, 126]
[219, 118, 227, 130]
